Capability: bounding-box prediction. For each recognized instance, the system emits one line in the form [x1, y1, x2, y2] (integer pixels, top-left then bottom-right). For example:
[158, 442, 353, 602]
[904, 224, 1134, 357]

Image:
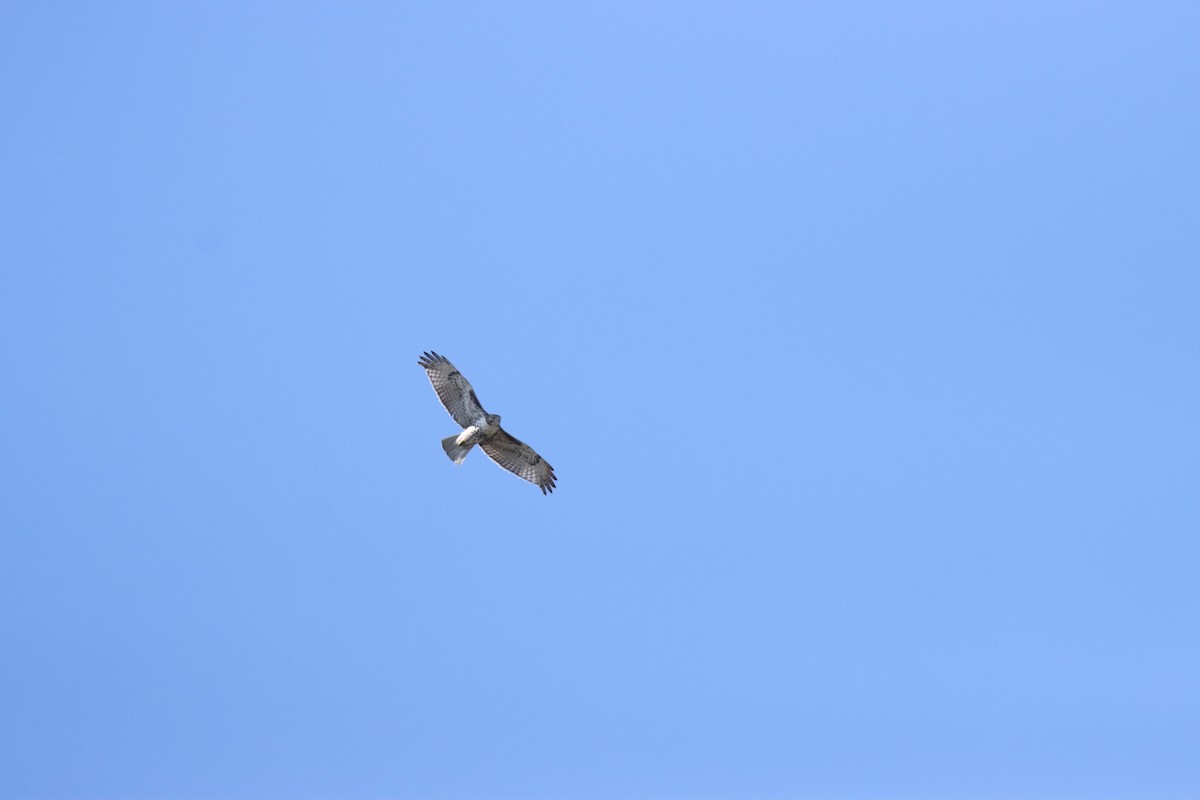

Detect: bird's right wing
[418, 351, 487, 428]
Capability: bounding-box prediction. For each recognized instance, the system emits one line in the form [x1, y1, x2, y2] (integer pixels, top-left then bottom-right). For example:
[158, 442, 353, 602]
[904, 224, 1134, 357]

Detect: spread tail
[441, 435, 475, 465]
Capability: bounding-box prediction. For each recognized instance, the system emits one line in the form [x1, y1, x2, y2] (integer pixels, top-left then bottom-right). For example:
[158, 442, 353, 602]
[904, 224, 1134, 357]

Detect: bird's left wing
[418, 351, 487, 428]
[479, 428, 557, 494]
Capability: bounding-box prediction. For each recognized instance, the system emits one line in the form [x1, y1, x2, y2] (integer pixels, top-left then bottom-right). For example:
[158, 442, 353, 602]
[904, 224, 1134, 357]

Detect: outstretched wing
[418, 351, 487, 428]
[480, 428, 557, 495]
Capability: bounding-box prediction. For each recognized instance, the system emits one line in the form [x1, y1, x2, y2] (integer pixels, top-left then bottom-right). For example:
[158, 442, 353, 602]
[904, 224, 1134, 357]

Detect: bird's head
[486, 413, 501, 427]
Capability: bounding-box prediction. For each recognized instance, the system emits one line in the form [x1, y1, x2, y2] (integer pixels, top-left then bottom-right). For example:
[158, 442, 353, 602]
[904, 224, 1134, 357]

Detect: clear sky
[2, 3, 1198, 798]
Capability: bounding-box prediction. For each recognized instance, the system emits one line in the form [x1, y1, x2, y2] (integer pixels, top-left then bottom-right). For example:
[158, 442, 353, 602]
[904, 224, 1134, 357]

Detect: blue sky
[2, 2, 1198, 798]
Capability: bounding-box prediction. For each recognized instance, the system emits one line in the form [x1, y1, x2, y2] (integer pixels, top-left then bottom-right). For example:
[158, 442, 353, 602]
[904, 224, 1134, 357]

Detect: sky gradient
[2, 3, 1198, 798]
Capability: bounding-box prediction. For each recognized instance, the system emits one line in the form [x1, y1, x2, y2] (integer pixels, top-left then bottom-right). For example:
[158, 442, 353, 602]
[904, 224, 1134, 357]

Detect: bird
[418, 351, 557, 494]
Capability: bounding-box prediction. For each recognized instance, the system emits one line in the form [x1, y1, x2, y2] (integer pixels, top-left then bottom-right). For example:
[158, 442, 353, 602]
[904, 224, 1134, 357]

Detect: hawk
[418, 351, 557, 494]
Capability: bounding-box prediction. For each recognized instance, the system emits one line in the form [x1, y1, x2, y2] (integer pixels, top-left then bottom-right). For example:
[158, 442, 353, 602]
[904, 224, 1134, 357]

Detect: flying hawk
[418, 351, 557, 494]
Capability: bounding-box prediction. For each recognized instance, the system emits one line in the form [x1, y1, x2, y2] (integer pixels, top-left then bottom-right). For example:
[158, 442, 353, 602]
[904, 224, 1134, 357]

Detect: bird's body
[418, 351, 557, 494]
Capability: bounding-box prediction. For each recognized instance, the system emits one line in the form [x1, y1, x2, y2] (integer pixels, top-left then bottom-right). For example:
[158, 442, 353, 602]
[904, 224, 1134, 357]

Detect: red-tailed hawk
[418, 351, 557, 494]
